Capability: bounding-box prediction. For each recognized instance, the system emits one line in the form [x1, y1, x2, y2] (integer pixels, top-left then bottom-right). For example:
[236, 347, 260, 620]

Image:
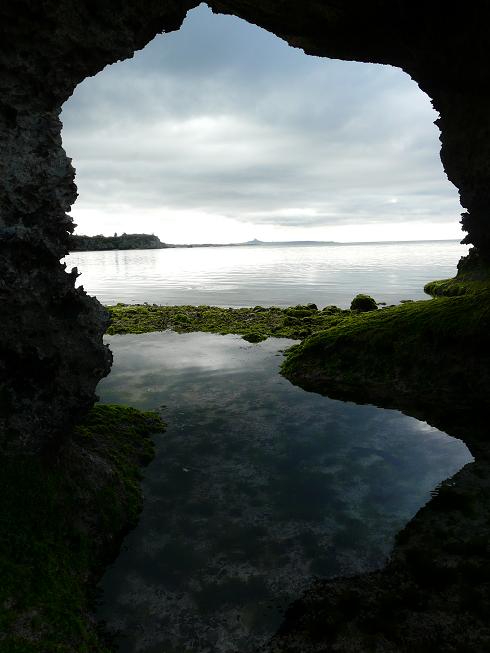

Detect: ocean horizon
[65, 238, 468, 309]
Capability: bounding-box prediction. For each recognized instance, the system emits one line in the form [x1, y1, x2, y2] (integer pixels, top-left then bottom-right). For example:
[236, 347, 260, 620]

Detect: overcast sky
[61, 3, 462, 244]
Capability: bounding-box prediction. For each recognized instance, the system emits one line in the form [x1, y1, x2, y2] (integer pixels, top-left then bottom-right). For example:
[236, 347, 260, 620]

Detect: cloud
[62, 4, 461, 241]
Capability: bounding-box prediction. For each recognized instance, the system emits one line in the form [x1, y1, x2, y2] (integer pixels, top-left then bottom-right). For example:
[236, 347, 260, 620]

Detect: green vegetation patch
[282, 290, 490, 410]
[425, 250, 490, 297]
[106, 303, 350, 341]
[69, 233, 165, 252]
[0, 404, 165, 653]
[350, 293, 378, 312]
[424, 276, 490, 297]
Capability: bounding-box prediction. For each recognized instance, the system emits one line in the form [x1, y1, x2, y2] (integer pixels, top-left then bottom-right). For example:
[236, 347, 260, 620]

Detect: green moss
[242, 331, 267, 343]
[424, 251, 490, 296]
[0, 404, 165, 652]
[282, 290, 490, 411]
[424, 276, 490, 297]
[350, 293, 378, 312]
[106, 303, 348, 341]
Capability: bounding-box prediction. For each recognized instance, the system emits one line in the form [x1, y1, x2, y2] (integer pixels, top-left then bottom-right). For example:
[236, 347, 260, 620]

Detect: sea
[64, 239, 467, 308]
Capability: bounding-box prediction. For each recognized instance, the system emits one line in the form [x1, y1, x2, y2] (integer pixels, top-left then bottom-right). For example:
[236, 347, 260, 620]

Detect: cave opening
[56, 7, 475, 651]
[2, 3, 490, 650]
[4, 0, 487, 455]
[61, 4, 468, 312]
[62, 4, 463, 256]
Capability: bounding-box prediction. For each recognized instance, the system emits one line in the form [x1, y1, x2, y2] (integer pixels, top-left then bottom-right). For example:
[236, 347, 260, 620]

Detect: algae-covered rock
[242, 331, 267, 343]
[0, 404, 165, 651]
[107, 304, 352, 341]
[285, 305, 318, 318]
[350, 294, 378, 312]
[283, 291, 490, 412]
[425, 249, 490, 297]
[172, 312, 190, 324]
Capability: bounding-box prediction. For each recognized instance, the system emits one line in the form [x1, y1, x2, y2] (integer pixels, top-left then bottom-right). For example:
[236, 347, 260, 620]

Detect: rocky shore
[0, 405, 165, 652]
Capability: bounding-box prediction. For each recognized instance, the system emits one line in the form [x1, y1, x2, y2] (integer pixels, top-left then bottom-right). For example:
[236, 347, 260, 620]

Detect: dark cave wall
[0, 0, 197, 453]
[1, 0, 489, 452]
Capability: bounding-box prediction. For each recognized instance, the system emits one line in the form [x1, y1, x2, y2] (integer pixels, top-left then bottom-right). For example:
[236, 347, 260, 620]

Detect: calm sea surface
[65, 240, 467, 308]
[96, 332, 472, 652]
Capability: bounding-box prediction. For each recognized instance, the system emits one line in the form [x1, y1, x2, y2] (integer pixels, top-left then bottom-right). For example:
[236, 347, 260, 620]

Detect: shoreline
[0, 405, 165, 652]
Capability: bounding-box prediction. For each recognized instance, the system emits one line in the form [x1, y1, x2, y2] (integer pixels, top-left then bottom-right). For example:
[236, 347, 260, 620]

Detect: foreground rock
[282, 290, 490, 414]
[106, 303, 347, 341]
[0, 405, 165, 651]
[350, 294, 378, 312]
[263, 442, 490, 652]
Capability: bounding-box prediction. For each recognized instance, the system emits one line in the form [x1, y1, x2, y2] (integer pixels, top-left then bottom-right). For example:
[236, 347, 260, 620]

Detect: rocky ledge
[0, 405, 165, 652]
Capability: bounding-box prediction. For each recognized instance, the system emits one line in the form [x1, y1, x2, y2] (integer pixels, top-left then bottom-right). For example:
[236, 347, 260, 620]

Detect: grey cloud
[62, 4, 461, 233]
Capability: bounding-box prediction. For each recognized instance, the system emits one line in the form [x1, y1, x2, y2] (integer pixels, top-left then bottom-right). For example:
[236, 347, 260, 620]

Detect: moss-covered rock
[106, 303, 350, 341]
[0, 404, 165, 652]
[425, 249, 490, 297]
[350, 293, 378, 312]
[282, 291, 490, 415]
[242, 331, 267, 343]
[424, 277, 472, 296]
[424, 276, 490, 297]
[267, 449, 490, 653]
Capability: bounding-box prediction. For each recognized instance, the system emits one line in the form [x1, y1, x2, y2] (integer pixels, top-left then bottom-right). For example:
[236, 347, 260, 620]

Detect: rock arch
[1, 0, 489, 452]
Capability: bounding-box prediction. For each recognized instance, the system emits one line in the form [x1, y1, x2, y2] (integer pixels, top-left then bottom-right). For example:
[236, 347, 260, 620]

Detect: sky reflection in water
[97, 331, 472, 652]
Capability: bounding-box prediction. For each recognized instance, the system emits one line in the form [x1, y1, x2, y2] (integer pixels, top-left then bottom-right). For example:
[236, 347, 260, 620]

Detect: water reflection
[96, 332, 472, 652]
[65, 241, 467, 308]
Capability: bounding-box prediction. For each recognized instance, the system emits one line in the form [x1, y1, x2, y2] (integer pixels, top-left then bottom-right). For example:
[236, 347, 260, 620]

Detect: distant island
[68, 234, 339, 252]
[172, 238, 338, 248]
[69, 233, 168, 251]
[68, 233, 459, 252]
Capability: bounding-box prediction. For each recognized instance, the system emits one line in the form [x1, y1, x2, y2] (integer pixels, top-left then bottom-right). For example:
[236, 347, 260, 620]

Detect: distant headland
[68, 233, 341, 251]
[68, 233, 459, 252]
[69, 233, 167, 251]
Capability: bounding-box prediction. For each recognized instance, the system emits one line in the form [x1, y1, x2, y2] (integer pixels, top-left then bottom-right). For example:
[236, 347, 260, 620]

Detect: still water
[97, 332, 472, 652]
[65, 240, 467, 308]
